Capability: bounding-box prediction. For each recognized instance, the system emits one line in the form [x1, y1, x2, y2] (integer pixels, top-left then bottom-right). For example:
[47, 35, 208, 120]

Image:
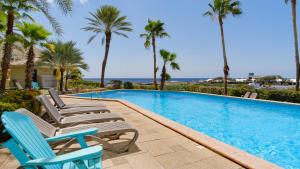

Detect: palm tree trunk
[292, 0, 300, 91]
[65, 70, 69, 91]
[152, 35, 158, 90]
[160, 64, 166, 90]
[218, 16, 229, 95]
[25, 46, 35, 89]
[59, 68, 65, 92]
[100, 32, 111, 88]
[0, 10, 14, 92]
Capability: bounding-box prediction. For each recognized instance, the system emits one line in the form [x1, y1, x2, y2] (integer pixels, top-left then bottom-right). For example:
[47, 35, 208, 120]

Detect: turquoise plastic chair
[32, 82, 40, 89]
[1, 112, 103, 169]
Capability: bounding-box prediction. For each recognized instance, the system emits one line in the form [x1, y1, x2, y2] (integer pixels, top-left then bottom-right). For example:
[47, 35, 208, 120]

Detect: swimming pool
[76, 90, 300, 169]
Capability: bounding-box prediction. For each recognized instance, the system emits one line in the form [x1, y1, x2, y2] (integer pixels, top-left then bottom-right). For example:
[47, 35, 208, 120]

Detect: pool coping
[62, 94, 282, 169]
[71, 89, 300, 107]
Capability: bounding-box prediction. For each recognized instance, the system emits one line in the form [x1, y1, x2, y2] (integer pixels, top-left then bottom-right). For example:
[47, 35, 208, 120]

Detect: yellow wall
[8, 66, 55, 88]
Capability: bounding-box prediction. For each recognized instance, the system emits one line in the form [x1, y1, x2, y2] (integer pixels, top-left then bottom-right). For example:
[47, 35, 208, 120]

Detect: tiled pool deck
[0, 97, 278, 169]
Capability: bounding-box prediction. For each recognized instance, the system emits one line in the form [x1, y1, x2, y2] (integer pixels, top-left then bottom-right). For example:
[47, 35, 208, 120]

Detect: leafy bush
[69, 80, 99, 89]
[110, 80, 123, 89]
[133, 83, 300, 103]
[0, 102, 18, 112]
[123, 82, 134, 89]
[0, 90, 41, 114]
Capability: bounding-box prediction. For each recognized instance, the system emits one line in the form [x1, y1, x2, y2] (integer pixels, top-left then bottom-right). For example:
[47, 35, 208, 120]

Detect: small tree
[140, 19, 170, 90]
[38, 41, 88, 92]
[159, 49, 180, 90]
[16, 22, 51, 89]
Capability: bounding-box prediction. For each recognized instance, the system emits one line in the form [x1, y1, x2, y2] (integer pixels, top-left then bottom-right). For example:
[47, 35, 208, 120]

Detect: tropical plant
[16, 21, 51, 89]
[38, 41, 88, 92]
[0, 11, 6, 45]
[83, 5, 132, 88]
[204, 0, 242, 95]
[140, 19, 170, 90]
[0, 0, 72, 92]
[285, 0, 300, 91]
[159, 49, 180, 90]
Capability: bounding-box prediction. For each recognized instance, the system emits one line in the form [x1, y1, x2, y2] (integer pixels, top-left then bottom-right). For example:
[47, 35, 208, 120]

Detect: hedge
[0, 90, 41, 114]
[131, 84, 300, 103]
[69, 80, 99, 89]
[123, 81, 134, 89]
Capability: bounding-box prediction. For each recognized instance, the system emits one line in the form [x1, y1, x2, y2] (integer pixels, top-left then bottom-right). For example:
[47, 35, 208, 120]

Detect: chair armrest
[25, 145, 102, 166]
[46, 128, 98, 142]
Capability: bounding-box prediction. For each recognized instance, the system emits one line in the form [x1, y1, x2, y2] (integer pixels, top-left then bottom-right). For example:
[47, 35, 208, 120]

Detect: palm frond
[54, 0, 73, 14]
[87, 34, 98, 44]
[84, 5, 132, 45]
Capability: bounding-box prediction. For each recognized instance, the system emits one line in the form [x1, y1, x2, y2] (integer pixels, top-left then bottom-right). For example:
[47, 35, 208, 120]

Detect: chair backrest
[48, 88, 66, 108]
[13, 79, 24, 90]
[16, 108, 57, 138]
[38, 95, 62, 124]
[243, 92, 251, 98]
[1, 112, 61, 169]
[32, 82, 40, 89]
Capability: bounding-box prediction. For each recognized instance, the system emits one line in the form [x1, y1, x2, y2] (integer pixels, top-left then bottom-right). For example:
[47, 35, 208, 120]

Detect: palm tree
[0, 0, 72, 91]
[83, 5, 132, 88]
[204, 0, 242, 95]
[16, 22, 51, 89]
[285, 0, 300, 91]
[64, 54, 88, 91]
[38, 41, 88, 92]
[159, 49, 180, 90]
[140, 20, 170, 90]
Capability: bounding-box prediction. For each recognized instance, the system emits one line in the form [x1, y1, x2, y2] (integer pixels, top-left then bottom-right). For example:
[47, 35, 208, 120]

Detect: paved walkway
[0, 98, 244, 169]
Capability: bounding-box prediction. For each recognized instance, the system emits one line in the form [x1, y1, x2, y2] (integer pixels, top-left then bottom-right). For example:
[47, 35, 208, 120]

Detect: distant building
[0, 44, 57, 89]
[235, 78, 247, 83]
[248, 73, 255, 80]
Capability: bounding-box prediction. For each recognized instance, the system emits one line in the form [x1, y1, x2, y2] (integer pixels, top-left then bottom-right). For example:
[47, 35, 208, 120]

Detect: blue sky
[32, 0, 295, 78]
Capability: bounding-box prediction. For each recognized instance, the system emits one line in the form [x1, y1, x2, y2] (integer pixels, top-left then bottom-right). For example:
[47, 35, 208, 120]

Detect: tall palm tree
[204, 0, 242, 95]
[83, 5, 132, 88]
[38, 41, 88, 92]
[140, 20, 170, 90]
[159, 49, 180, 90]
[0, 0, 72, 91]
[285, 0, 300, 91]
[16, 21, 51, 89]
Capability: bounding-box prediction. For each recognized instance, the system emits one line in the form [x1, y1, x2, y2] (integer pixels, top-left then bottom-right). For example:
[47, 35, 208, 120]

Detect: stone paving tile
[106, 163, 133, 169]
[155, 150, 202, 169]
[199, 155, 243, 169]
[111, 156, 128, 166]
[125, 153, 164, 169]
[1, 98, 243, 169]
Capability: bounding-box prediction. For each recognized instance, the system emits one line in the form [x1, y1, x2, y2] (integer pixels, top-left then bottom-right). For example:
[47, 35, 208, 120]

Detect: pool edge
[71, 89, 300, 106]
[62, 95, 282, 169]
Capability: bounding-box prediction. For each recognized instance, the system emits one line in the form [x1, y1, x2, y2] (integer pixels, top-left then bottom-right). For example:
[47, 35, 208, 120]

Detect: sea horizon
[84, 78, 209, 83]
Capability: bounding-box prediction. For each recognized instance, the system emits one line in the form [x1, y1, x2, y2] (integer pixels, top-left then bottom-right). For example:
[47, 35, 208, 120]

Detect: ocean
[84, 78, 208, 84]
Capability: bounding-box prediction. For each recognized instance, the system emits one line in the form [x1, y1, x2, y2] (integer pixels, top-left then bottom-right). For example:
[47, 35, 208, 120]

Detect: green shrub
[0, 102, 18, 112]
[69, 80, 99, 89]
[0, 90, 41, 114]
[110, 80, 123, 89]
[132, 83, 300, 103]
[123, 82, 134, 89]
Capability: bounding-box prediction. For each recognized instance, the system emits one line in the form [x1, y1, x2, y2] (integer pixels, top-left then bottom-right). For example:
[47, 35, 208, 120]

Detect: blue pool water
[76, 90, 300, 169]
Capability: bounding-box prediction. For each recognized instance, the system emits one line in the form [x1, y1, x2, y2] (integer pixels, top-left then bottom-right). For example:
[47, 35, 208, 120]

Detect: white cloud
[46, 0, 54, 3]
[79, 0, 89, 4]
